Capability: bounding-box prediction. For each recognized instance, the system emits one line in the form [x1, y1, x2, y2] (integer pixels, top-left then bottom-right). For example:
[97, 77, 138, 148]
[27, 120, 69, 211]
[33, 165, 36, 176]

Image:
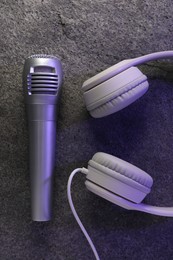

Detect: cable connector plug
[81, 167, 88, 175]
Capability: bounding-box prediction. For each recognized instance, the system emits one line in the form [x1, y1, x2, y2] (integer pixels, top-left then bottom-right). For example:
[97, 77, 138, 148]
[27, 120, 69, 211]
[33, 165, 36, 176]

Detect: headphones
[81, 50, 173, 216]
[68, 51, 173, 260]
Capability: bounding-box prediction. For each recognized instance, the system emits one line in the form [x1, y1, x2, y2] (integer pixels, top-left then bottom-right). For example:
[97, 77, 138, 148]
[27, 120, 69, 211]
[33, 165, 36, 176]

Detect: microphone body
[23, 55, 63, 221]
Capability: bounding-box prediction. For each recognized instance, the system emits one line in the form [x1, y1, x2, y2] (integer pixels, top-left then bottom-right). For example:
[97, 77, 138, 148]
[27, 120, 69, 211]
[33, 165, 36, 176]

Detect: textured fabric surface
[1, 1, 173, 260]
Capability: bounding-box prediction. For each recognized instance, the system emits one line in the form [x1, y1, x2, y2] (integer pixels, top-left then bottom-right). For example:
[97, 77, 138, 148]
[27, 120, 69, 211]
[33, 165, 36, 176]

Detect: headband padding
[83, 67, 149, 118]
[86, 152, 153, 203]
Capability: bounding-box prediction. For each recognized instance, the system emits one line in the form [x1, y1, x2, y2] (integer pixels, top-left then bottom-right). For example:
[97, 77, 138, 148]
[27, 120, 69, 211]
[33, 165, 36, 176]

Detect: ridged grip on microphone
[23, 55, 63, 221]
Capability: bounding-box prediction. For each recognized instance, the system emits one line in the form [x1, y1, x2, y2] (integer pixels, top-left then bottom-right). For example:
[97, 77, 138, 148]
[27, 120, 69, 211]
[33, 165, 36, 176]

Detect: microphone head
[23, 54, 63, 104]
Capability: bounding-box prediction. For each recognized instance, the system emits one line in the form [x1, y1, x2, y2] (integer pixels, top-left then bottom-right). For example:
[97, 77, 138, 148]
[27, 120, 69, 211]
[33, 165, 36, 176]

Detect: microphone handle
[28, 104, 57, 221]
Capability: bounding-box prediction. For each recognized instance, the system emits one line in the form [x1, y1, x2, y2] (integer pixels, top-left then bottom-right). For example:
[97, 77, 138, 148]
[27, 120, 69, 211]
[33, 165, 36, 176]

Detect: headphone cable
[67, 168, 100, 260]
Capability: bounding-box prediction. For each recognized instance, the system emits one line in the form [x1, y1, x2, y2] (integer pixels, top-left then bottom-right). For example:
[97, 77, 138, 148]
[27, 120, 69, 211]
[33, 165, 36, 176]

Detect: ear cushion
[86, 152, 153, 203]
[91, 80, 148, 118]
[82, 67, 149, 118]
[92, 152, 153, 187]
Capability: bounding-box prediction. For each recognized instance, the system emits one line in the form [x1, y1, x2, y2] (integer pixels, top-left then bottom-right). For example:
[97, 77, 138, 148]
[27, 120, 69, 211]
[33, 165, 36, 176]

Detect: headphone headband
[86, 180, 173, 217]
[82, 51, 173, 91]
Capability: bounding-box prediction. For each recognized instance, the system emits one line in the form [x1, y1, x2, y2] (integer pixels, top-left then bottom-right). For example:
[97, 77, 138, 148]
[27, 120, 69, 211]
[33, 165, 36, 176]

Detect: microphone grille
[24, 54, 62, 96]
[27, 73, 59, 95]
[28, 54, 58, 59]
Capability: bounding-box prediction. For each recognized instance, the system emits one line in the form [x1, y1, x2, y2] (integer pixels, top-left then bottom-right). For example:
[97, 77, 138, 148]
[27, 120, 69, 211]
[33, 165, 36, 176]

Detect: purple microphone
[23, 55, 63, 221]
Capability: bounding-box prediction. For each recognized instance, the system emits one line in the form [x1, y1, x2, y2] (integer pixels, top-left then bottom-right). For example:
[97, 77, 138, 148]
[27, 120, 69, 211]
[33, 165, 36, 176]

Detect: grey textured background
[1, 0, 173, 259]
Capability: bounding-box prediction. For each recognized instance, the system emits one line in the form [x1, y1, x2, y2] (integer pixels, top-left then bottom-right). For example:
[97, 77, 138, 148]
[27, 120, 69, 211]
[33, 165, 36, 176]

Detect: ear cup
[85, 152, 153, 203]
[82, 67, 149, 118]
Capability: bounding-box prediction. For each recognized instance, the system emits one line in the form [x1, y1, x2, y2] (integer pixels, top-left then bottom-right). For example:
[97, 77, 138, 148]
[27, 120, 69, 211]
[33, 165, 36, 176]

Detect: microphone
[23, 54, 63, 221]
